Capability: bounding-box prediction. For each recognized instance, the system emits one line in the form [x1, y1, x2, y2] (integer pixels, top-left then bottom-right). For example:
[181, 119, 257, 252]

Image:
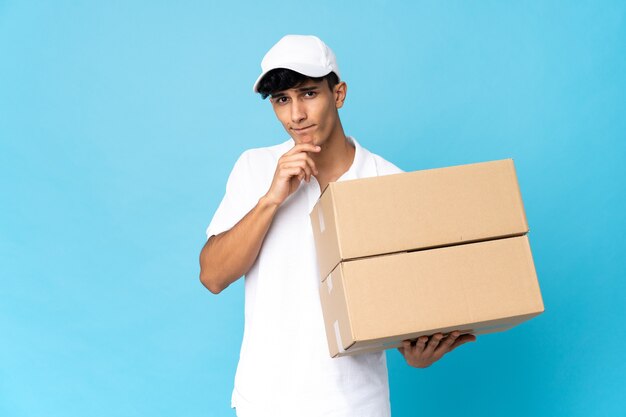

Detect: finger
[305, 155, 318, 176]
[414, 336, 428, 353]
[282, 153, 319, 176]
[282, 167, 306, 182]
[282, 162, 312, 182]
[434, 331, 460, 356]
[302, 158, 316, 181]
[284, 144, 321, 157]
[423, 333, 444, 357]
[284, 155, 318, 178]
[450, 334, 477, 351]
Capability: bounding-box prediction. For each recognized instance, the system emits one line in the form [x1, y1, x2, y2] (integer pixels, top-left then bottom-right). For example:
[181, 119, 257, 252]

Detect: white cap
[253, 35, 341, 93]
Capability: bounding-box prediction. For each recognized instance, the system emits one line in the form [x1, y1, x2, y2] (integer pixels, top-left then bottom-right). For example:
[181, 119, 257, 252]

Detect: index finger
[285, 143, 321, 156]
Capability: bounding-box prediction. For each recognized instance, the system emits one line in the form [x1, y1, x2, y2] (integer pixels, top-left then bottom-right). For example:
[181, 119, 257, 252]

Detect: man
[199, 35, 476, 417]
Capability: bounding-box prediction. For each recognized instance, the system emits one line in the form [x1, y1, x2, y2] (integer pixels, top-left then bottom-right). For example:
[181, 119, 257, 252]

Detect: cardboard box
[310, 159, 528, 282]
[319, 236, 544, 357]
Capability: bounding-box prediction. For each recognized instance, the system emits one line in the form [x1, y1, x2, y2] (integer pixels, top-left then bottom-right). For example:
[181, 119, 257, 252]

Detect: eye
[304, 91, 317, 98]
[274, 96, 289, 105]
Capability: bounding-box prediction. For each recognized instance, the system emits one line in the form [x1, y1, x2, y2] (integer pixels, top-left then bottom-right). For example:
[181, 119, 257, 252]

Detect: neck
[311, 122, 355, 189]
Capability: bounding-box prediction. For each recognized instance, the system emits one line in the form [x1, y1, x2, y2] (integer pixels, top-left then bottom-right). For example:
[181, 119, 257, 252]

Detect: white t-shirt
[206, 137, 403, 417]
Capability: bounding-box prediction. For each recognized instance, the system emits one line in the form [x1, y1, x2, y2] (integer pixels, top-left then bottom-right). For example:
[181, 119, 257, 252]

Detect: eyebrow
[296, 86, 319, 92]
[271, 85, 320, 99]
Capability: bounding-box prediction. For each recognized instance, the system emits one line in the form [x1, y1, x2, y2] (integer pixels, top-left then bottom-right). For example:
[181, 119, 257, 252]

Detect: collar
[337, 136, 377, 181]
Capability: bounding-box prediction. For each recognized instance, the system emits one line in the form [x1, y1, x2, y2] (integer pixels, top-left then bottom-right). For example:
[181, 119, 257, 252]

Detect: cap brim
[252, 63, 334, 93]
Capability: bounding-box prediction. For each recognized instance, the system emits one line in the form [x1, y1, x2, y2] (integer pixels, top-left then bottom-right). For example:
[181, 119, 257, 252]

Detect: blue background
[1, 1, 625, 416]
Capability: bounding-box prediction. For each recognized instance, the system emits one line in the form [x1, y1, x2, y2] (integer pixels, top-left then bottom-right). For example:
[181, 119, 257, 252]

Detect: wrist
[259, 194, 281, 211]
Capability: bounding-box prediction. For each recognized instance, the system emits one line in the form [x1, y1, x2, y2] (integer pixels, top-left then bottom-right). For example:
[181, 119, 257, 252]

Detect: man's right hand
[264, 144, 320, 206]
[200, 143, 321, 294]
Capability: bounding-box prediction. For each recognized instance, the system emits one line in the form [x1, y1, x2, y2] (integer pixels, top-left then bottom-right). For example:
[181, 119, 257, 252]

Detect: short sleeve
[205, 151, 258, 240]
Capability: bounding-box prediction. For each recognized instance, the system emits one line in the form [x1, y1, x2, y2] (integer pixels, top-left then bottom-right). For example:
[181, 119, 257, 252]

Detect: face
[269, 79, 347, 147]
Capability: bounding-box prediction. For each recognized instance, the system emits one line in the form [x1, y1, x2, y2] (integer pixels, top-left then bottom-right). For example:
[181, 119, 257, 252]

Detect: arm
[199, 143, 320, 294]
[199, 195, 278, 294]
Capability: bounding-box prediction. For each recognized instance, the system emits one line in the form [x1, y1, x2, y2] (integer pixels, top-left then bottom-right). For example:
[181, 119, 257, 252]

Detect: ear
[334, 82, 347, 109]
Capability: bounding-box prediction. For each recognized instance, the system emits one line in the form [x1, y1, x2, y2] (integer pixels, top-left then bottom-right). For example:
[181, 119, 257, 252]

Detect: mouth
[290, 125, 316, 134]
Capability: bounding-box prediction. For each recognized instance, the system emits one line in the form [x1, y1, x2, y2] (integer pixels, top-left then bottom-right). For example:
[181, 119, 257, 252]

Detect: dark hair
[257, 68, 340, 99]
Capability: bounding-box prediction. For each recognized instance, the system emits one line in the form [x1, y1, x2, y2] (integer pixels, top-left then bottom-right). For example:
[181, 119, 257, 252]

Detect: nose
[290, 100, 306, 124]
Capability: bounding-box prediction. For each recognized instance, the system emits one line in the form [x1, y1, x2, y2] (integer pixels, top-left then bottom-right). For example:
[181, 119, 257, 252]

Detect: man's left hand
[398, 331, 476, 368]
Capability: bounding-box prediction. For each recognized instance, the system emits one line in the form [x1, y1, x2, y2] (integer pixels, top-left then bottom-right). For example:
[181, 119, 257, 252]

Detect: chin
[295, 137, 316, 145]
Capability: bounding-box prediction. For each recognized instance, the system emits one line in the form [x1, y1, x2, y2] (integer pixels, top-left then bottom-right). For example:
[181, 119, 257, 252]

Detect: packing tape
[318, 207, 325, 233]
[333, 320, 345, 354]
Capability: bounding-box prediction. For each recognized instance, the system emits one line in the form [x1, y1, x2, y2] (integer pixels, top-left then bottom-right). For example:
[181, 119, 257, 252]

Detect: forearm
[199, 195, 279, 294]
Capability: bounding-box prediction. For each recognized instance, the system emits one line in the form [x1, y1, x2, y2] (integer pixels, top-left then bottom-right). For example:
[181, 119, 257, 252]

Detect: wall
[1, 1, 624, 416]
